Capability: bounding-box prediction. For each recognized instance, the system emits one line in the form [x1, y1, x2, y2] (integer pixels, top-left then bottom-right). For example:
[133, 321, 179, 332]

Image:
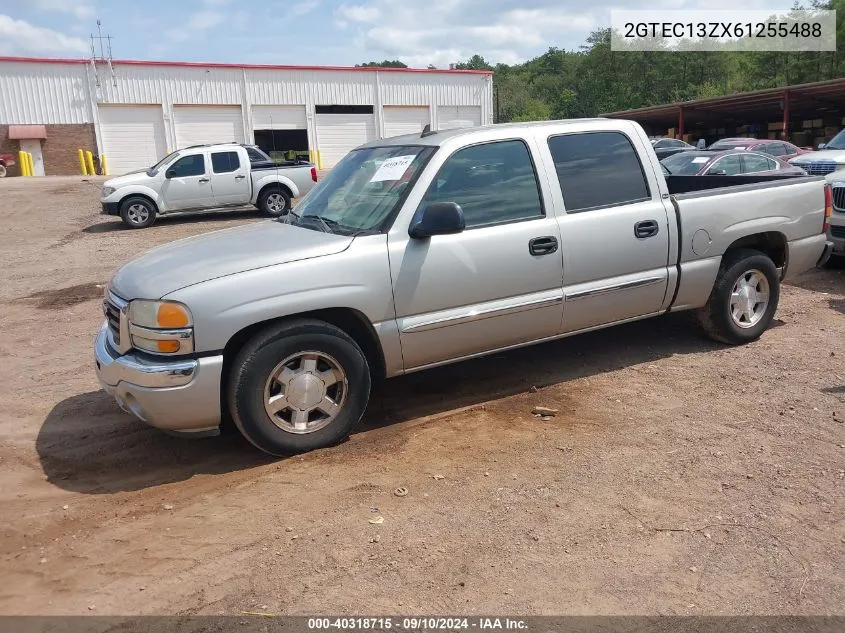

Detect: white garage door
[437, 105, 482, 130]
[174, 106, 245, 149]
[252, 105, 307, 130]
[98, 105, 168, 175]
[316, 113, 376, 168]
[383, 106, 430, 138]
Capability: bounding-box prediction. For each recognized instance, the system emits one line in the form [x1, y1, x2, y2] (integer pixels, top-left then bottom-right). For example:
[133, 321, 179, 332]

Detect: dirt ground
[0, 176, 843, 616]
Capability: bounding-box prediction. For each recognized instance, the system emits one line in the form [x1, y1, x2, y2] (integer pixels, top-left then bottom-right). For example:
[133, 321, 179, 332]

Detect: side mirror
[708, 169, 727, 176]
[165, 168, 176, 179]
[409, 202, 465, 239]
[818, 143, 826, 150]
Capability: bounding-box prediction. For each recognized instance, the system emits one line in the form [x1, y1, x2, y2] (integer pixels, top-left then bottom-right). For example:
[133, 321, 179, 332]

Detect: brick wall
[42, 124, 97, 176]
[0, 124, 97, 177]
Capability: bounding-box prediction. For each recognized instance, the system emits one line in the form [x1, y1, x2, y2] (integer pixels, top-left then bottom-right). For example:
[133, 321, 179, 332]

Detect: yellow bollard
[17, 151, 28, 176]
[26, 153, 34, 176]
[317, 150, 323, 170]
[85, 151, 95, 176]
[78, 149, 88, 175]
[100, 154, 109, 176]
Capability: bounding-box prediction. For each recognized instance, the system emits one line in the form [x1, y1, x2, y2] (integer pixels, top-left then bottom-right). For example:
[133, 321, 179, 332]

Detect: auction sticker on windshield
[692, 157, 710, 163]
[370, 155, 417, 182]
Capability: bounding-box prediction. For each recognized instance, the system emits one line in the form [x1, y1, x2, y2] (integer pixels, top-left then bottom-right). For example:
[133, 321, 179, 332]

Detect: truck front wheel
[228, 319, 371, 456]
[119, 197, 157, 229]
[257, 186, 291, 217]
[697, 248, 780, 345]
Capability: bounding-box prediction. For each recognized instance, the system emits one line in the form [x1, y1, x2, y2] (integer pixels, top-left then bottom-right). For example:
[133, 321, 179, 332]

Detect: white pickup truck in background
[100, 143, 318, 228]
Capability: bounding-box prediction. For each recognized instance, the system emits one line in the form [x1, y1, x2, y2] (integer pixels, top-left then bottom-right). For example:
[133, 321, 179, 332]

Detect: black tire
[257, 186, 291, 217]
[697, 248, 780, 345]
[228, 319, 371, 456]
[0, 162, 7, 178]
[119, 197, 157, 229]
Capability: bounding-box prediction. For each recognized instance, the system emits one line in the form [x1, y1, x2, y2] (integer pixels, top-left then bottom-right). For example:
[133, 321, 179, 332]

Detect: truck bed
[665, 173, 813, 195]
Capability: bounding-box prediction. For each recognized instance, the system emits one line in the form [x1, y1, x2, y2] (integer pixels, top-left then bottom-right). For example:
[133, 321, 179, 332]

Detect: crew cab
[100, 143, 318, 228]
[95, 119, 833, 456]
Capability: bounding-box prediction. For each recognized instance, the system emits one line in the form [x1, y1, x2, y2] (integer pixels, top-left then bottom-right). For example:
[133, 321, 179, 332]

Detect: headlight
[101, 186, 116, 197]
[128, 300, 193, 354]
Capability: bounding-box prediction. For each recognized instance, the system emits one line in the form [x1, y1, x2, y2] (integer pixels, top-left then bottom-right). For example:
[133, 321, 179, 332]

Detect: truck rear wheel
[257, 186, 291, 217]
[697, 248, 780, 345]
[119, 197, 157, 229]
[228, 319, 371, 456]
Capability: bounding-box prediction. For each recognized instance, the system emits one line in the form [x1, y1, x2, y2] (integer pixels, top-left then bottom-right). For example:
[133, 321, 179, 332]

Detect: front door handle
[634, 220, 659, 239]
[529, 236, 558, 256]
[198, 178, 210, 183]
[235, 175, 246, 180]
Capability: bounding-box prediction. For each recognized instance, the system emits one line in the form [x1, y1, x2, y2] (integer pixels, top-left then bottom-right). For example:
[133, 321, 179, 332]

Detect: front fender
[251, 173, 300, 202]
[112, 186, 165, 212]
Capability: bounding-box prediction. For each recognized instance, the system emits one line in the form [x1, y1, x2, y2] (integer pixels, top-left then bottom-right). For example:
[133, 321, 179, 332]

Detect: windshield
[149, 150, 180, 172]
[825, 129, 845, 150]
[289, 145, 436, 234]
[661, 152, 711, 175]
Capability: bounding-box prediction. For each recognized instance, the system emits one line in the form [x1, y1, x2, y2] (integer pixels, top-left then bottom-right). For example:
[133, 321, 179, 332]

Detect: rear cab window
[546, 131, 650, 212]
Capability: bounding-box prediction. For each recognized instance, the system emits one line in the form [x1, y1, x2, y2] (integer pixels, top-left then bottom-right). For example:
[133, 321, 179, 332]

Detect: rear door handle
[634, 220, 659, 239]
[529, 236, 558, 256]
[198, 178, 210, 183]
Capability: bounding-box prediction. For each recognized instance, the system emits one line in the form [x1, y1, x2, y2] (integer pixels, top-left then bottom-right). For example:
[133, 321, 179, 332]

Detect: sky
[0, 0, 799, 69]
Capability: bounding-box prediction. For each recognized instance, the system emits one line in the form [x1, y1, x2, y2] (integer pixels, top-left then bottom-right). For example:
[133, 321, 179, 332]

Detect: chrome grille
[104, 300, 121, 345]
[832, 185, 845, 212]
[797, 161, 838, 176]
[103, 291, 128, 351]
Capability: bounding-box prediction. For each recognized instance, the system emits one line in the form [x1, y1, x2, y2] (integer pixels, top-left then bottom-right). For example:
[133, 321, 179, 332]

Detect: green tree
[356, 60, 408, 68]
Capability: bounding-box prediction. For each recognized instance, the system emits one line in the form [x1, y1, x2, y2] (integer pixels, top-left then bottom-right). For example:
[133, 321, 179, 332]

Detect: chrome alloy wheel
[126, 203, 149, 224]
[263, 351, 348, 434]
[266, 193, 286, 214]
[730, 269, 770, 328]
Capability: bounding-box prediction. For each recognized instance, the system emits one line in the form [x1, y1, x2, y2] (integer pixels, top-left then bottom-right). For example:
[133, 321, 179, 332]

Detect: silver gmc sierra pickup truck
[95, 118, 833, 456]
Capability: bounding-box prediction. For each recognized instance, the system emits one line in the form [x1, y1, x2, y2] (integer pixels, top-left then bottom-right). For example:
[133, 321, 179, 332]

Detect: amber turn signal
[157, 303, 191, 328]
[156, 340, 180, 353]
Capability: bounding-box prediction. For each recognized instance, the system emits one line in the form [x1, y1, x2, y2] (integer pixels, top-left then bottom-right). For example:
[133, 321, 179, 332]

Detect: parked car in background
[95, 118, 831, 456]
[788, 129, 845, 176]
[0, 152, 16, 178]
[825, 175, 845, 263]
[650, 137, 695, 160]
[707, 138, 810, 161]
[100, 144, 318, 228]
[661, 149, 807, 177]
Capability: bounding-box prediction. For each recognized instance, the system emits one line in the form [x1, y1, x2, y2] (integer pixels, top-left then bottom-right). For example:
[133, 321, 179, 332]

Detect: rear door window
[211, 151, 240, 173]
[742, 153, 777, 173]
[547, 131, 650, 212]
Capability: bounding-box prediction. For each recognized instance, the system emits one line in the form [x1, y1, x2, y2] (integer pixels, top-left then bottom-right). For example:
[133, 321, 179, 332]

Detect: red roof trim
[0, 55, 493, 75]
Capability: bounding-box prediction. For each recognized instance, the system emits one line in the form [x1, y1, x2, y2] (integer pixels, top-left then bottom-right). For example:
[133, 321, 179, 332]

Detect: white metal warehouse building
[0, 56, 493, 176]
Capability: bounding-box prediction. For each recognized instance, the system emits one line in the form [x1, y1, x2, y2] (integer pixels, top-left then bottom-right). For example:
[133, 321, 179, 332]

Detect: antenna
[90, 19, 117, 87]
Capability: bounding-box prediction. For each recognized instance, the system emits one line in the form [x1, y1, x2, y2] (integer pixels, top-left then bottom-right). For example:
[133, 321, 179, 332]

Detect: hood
[110, 221, 354, 299]
[789, 149, 845, 164]
[104, 169, 154, 187]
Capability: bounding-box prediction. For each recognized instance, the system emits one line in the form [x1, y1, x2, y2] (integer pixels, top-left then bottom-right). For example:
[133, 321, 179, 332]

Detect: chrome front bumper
[94, 323, 223, 435]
